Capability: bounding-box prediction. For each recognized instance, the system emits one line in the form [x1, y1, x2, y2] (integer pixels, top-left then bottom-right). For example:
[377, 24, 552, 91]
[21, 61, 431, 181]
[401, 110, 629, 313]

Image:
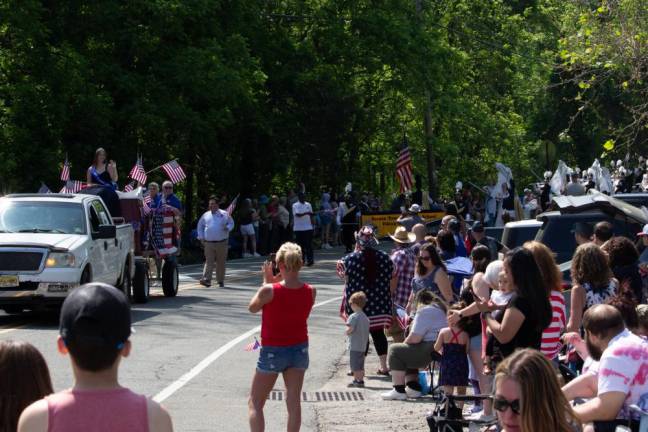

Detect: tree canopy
[1, 0, 646, 221]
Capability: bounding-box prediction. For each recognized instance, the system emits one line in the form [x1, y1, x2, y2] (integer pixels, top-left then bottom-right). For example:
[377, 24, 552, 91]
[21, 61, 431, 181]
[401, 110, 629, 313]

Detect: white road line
[152, 295, 342, 403]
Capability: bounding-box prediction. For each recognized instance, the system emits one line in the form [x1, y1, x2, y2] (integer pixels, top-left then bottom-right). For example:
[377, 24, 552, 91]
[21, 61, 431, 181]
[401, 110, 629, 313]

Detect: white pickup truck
[0, 194, 134, 313]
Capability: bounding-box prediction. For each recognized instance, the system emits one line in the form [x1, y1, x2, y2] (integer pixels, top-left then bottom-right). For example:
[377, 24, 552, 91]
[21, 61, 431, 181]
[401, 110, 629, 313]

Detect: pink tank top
[46, 388, 148, 432]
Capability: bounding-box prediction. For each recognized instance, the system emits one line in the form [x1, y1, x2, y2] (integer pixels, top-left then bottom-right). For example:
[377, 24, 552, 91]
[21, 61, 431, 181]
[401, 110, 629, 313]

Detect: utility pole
[416, 0, 438, 200]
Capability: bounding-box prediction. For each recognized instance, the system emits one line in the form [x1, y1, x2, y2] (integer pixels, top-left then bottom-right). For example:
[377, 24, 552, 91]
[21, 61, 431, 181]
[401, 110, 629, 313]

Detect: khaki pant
[202, 241, 228, 284]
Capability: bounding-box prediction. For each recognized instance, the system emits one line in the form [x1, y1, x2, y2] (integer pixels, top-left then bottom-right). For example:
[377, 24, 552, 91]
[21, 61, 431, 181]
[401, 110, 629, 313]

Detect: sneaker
[467, 411, 496, 422]
[242, 252, 252, 258]
[405, 387, 422, 398]
[381, 389, 407, 401]
[218, 281, 225, 288]
[199, 279, 211, 287]
[348, 380, 364, 388]
[253, 252, 261, 257]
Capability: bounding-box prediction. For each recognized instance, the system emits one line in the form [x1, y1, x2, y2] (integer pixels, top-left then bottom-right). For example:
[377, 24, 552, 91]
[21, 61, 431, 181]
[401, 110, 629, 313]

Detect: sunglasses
[419, 256, 431, 261]
[493, 397, 521, 415]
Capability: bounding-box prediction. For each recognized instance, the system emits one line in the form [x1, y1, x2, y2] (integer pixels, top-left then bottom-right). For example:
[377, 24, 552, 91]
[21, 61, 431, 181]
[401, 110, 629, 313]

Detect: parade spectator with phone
[248, 242, 316, 432]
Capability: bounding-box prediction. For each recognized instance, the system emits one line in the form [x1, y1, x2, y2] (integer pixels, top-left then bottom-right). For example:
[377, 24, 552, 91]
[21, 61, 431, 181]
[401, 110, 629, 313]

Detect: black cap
[471, 221, 485, 233]
[60, 283, 131, 349]
[571, 222, 594, 237]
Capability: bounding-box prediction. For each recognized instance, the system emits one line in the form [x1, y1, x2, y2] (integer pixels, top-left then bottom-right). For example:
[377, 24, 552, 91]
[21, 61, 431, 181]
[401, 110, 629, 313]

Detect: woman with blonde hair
[566, 243, 618, 332]
[523, 241, 567, 361]
[248, 242, 317, 432]
[494, 348, 581, 432]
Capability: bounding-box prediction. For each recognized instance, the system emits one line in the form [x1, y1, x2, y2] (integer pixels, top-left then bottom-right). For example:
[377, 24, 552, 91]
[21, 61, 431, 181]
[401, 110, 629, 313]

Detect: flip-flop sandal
[376, 369, 390, 376]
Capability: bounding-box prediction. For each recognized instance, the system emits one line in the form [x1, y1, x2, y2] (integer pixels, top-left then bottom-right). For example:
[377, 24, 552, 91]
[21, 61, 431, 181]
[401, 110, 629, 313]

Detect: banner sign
[359, 211, 445, 238]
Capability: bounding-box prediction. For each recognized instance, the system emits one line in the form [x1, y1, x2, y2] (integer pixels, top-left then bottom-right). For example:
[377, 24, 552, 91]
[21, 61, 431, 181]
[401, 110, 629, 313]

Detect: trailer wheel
[132, 261, 149, 304]
[162, 259, 179, 297]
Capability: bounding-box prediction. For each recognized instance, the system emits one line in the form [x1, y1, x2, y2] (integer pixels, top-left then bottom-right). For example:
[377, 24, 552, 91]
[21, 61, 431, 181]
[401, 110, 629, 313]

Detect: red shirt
[261, 283, 314, 347]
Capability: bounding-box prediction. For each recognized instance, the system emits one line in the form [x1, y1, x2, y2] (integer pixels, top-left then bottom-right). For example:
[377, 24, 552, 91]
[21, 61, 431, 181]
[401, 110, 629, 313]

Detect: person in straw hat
[388, 226, 418, 343]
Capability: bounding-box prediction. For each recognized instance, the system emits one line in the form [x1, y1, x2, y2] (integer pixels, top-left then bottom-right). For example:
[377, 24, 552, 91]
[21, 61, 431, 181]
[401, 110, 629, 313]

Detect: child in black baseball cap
[18, 283, 173, 432]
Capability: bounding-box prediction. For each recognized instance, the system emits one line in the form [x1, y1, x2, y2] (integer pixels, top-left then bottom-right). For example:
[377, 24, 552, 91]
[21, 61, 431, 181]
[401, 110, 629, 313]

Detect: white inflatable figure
[599, 167, 614, 195]
[344, 182, 352, 194]
[493, 163, 513, 227]
[590, 160, 603, 191]
[455, 181, 463, 192]
[641, 174, 648, 192]
[550, 160, 570, 195]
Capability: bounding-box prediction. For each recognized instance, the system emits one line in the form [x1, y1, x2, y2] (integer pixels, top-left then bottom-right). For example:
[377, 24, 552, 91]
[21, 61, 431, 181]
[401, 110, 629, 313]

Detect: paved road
[0, 248, 348, 431]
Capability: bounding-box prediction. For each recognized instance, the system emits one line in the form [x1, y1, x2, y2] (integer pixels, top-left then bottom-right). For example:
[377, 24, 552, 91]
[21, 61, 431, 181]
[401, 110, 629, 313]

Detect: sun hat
[355, 225, 379, 249]
[389, 226, 416, 244]
[408, 203, 421, 213]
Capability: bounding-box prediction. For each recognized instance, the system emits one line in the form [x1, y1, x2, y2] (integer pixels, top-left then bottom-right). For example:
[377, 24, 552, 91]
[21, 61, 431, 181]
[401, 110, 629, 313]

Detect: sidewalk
[313, 347, 439, 431]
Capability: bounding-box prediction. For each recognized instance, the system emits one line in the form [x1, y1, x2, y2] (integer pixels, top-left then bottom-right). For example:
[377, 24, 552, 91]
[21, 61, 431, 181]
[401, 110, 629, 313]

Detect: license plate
[0, 275, 19, 288]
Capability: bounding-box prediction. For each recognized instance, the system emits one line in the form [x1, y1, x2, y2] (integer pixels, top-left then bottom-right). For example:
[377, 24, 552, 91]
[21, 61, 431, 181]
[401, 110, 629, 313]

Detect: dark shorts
[257, 342, 309, 374]
[350, 350, 365, 372]
[594, 419, 640, 432]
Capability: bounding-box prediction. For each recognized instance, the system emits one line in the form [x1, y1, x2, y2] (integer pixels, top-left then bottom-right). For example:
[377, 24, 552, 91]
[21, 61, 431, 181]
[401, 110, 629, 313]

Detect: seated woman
[382, 290, 448, 400]
[86, 147, 118, 190]
[494, 348, 581, 432]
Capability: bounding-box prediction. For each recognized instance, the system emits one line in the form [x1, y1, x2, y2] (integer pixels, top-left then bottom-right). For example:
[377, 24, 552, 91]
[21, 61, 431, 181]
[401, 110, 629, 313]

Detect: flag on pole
[161, 160, 186, 184]
[123, 181, 135, 192]
[244, 337, 261, 352]
[226, 194, 239, 216]
[141, 189, 152, 215]
[128, 156, 147, 185]
[60, 156, 70, 182]
[396, 135, 414, 193]
[59, 180, 85, 194]
[38, 183, 51, 194]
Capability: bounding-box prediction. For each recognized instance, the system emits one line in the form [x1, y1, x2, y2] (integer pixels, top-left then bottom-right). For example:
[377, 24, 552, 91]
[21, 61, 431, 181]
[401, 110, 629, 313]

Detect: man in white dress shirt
[197, 196, 234, 287]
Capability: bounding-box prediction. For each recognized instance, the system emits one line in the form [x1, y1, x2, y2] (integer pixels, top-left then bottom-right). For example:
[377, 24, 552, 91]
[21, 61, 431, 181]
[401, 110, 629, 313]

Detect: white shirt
[197, 209, 234, 241]
[292, 201, 313, 232]
[598, 329, 648, 420]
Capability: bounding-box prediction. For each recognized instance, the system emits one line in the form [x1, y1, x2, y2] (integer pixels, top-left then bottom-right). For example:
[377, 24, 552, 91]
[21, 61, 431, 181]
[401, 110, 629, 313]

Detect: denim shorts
[257, 342, 309, 374]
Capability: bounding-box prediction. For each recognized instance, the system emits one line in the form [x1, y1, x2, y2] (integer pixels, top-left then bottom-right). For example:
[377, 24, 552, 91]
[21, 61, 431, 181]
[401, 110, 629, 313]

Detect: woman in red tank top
[248, 242, 316, 432]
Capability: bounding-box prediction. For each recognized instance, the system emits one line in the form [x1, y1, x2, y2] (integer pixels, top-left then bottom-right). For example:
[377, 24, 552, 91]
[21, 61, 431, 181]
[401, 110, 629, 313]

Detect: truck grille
[0, 252, 44, 272]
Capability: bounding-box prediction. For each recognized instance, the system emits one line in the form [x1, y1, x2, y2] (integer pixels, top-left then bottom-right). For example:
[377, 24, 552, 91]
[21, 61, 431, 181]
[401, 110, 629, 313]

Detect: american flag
[128, 157, 147, 185]
[394, 305, 409, 330]
[161, 160, 186, 184]
[226, 194, 239, 216]
[141, 190, 152, 215]
[124, 181, 135, 192]
[244, 337, 261, 352]
[59, 180, 85, 194]
[38, 183, 51, 194]
[60, 157, 70, 182]
[396, 135, 414, 193]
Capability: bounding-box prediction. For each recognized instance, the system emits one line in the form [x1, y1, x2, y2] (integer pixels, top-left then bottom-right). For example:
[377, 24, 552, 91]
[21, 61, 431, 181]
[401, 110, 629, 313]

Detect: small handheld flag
[244, 337, 261, 352]
[128, 156, 147, 185]
[60, 156, 70, 182]
[38, 183, 51, 194]
[226, 194, 240, 217]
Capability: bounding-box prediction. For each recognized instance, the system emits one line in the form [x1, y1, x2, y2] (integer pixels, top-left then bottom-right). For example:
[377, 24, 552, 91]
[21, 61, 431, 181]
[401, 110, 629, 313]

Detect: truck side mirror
[92, 225, 116, 240]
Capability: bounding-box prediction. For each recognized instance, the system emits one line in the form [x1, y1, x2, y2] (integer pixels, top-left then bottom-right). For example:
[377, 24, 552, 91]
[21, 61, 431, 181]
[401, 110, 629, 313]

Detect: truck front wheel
[132, 261, 149, 304]
[80, 267, 92, 285]
[162, 259, 179, 297]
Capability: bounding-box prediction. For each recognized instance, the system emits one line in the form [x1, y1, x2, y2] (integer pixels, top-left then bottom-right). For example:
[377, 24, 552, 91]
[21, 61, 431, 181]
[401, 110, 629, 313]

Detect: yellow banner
[360, 211, 445, 237]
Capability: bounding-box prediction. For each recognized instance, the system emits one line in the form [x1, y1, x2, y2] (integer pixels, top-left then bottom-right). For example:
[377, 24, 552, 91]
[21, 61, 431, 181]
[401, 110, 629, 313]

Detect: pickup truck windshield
[0, 201, 86, 235]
